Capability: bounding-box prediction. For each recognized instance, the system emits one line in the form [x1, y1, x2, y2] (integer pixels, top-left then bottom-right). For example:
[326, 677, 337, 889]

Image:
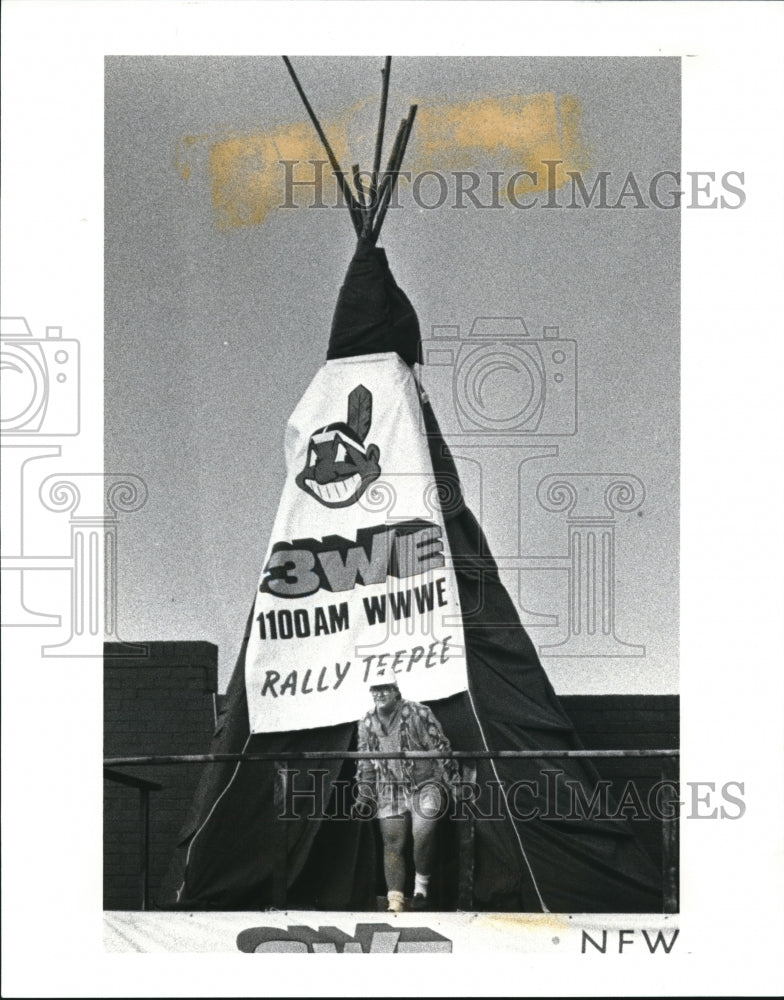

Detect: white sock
[414, 873, 431, 897]
[387, 890, 404, 912]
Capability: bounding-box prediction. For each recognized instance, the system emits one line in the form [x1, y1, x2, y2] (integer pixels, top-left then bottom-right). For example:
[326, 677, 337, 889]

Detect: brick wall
[560, 695, 680, 879]
[103, 641, 218, 910]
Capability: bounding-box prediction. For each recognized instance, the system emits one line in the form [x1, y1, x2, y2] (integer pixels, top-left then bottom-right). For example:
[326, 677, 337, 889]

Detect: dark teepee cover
[327, 238, 421, 366]
[160, 237, 660, 913]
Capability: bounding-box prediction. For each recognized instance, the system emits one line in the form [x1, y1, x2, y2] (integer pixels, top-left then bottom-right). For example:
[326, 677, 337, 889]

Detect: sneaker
[387, 891, 404, 913]
[411, 893, 428, 911]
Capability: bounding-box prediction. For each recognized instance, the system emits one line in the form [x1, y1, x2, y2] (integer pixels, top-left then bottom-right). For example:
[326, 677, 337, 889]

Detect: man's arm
[356, 717, 375, 783]
[354, 717, 378, 817]
[416, 704, 461, 789]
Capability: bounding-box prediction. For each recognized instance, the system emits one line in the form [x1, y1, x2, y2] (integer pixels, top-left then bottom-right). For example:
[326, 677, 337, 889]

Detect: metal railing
[104, 747, 679, 913]
[106, 748, 679, 765]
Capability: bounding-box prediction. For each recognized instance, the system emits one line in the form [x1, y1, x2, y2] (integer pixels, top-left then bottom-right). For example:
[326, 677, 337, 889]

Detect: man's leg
[411, 784, 446, 907]
[411, 811, 439, 881]
[378, 816, 406, 910]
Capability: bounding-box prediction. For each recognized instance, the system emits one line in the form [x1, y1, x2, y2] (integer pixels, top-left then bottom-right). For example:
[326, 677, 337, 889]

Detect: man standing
[356, 666, 460, 912]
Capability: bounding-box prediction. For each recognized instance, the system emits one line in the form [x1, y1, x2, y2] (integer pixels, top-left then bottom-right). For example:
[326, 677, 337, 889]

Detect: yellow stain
[174, 134, 210, 182]
[416, 94, 583, 198]
[178, 94, 589, 229]
[559, 94, 590, 174]
[207, 121, 355, 230]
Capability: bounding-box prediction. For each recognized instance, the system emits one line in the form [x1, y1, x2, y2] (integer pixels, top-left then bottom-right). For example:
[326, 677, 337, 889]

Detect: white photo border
[2, 1, 783, 996]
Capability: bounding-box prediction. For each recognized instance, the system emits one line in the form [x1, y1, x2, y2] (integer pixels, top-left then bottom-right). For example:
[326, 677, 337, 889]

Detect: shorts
[377, 780, 449, 820]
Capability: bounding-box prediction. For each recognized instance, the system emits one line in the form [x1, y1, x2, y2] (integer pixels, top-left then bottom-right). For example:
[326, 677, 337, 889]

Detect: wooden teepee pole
[372, 105, 417, 243]
[370, 57, 392, 209]
[282, 56, 362, 236]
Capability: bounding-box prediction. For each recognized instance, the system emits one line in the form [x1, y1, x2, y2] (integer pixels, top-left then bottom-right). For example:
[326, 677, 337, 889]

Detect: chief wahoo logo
[295, 385, 381, 508]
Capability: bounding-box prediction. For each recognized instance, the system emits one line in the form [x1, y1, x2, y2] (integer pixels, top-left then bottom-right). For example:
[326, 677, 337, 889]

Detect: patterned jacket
[356, 698, 460, 805]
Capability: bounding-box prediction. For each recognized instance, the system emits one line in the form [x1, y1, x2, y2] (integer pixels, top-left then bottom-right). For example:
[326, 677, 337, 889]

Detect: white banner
[245, 353, 468, 733]
[104, 910, 680, 954]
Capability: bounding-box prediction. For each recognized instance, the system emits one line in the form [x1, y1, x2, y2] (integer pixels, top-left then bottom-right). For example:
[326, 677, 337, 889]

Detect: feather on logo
[295, 385, 381, 508]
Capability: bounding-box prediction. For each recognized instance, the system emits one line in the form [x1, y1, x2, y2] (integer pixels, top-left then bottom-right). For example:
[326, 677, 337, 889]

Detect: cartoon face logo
[295, 384, 381, 508]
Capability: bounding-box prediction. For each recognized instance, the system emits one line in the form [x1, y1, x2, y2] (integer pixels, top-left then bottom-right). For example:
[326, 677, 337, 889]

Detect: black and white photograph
[102, 52, 680, 923]
[2, 2, 783, 996]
